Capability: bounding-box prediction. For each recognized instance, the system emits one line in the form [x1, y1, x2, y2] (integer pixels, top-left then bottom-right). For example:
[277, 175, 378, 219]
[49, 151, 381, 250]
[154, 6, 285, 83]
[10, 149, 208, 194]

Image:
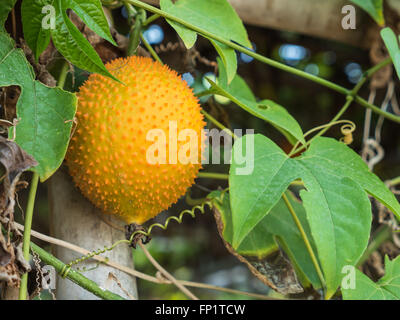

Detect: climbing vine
[0, 0, 400, 301]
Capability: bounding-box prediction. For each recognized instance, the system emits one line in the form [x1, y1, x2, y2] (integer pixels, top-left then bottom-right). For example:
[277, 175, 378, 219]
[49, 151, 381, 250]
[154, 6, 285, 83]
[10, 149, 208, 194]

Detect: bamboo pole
[48, 167, 137, 300]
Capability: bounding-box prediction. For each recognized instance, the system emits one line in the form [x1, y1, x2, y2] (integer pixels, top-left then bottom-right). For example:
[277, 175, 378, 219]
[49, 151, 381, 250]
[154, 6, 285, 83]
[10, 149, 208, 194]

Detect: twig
[374, 81, 394, 144]
[106, 272, 137, 300]
[11, 221, 274, 299]
[176, 279, 278, 300]
[138, 242, 199, 300]
[13, 221, 158, 282]
[362, 90, 376, 160]
[57, 61, 70, 89]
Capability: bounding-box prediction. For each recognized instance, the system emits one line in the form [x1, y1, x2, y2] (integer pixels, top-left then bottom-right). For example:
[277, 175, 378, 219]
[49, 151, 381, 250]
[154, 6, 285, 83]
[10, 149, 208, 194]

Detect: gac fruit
[66, 56, 205, 224]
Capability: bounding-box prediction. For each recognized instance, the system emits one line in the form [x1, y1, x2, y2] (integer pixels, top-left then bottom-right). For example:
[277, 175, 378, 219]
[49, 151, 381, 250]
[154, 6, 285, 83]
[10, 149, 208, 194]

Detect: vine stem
[19, 59, 71, 300]
[200, 109, 237, 139]
[389, 176, 400, 187]
[281, 193, 327, 295]
[139, 32, 163, 64]
[288, 58, 391, 156]
[197, 172, 229, 180]
[126, 0, 400, 124]
[289, 97, 354, 156]
[30, 242, 125, 300]
[196, 172, 308, 188]
[18, 172, 39, 300]
[57, 61, 69, 89]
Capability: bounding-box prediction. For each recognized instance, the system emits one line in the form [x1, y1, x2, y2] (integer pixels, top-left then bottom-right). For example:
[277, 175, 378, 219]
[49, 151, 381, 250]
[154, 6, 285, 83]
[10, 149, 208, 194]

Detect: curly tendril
[339, 122, 356, 145]
[60, 200, 216, 278]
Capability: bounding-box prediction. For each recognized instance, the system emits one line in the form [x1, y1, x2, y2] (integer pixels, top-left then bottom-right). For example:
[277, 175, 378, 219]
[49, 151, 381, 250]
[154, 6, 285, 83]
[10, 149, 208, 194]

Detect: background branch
[142, 0, 400, 48]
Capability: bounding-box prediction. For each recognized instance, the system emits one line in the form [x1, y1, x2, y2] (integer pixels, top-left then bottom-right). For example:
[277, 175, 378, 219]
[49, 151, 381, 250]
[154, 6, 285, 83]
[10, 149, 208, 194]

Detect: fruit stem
[143, 13, 160, 26]
[19, 172, 39, 300]
[124, 2, 146, 56]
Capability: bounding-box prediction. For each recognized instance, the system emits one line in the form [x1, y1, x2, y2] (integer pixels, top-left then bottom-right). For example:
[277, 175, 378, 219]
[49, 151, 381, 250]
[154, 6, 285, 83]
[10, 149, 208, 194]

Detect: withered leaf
[0, 136, 38, 187]
[0, 136, 37, 288]
[210, 190, 304, 295]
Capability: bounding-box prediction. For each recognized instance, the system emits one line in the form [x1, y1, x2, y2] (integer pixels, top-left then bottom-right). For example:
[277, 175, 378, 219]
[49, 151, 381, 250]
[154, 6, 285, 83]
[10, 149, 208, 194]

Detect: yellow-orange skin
[66, 56, 205, 224]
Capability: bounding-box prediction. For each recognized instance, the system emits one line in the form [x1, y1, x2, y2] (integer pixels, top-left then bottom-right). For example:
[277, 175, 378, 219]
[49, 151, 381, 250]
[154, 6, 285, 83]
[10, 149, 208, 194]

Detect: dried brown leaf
[0, 137, 37, 288]
[213, 206, 303, 295]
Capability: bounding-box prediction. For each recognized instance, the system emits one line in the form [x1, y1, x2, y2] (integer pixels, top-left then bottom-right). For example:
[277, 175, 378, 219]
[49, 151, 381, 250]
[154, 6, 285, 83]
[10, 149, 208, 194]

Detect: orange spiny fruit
[66, 56, 205, 224]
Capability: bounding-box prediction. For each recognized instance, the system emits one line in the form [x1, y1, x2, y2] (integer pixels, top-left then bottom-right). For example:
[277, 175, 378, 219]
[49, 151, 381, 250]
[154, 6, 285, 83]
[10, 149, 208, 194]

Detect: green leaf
[61, 0, 116, 46]
[210, 190, 307, 294]
[297, 171, 371, 299]
[0, 31, 76, 181]
[229, 134, 400, 297]
[350, 0, 385, 26]
[21, 0, 52, 60]
[208, 38, 237, 86]
[51, 0, 118, 81]
[210, 190, 276, 256]
[160, 0, 196, 48]
[342, 256, 400, 300]
[295, 137, 400, 297]
[207, 59, 305, 145]
[0, 0, 16, 28]
[229, 134, 300, 250]
[381, 27, 400, 80]
[160, 0, 251, 83]
[20, 0, 117, 80]
[213, 189, 321, 290]
[300, 137, 400, 221]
